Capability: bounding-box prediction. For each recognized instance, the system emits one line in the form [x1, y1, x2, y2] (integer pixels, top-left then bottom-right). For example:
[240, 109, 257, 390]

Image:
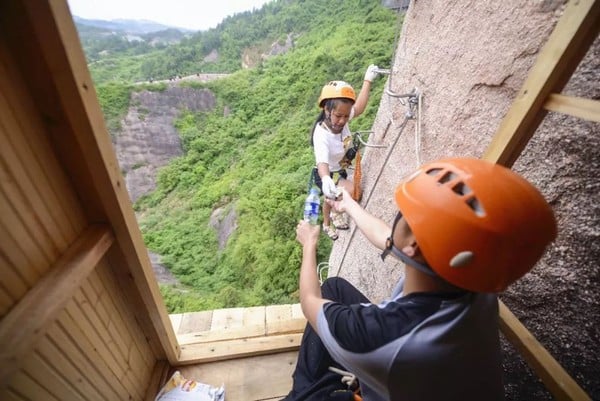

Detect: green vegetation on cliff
[92, 0, 399, 312]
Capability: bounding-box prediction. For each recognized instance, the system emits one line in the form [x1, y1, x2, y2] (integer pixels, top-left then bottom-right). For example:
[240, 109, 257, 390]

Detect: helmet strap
[381, 212, 438, 278]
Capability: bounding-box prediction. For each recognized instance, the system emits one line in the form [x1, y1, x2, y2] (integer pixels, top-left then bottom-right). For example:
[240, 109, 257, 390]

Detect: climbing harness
[308, 131, 388, 202]
[343, 131, 388, 201]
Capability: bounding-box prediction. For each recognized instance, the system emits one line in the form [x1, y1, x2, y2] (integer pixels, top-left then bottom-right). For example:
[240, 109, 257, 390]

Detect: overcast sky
[67, 0, 273, 31]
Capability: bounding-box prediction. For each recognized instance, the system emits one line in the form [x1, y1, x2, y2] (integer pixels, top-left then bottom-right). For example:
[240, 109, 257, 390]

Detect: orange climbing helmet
[394, 157, 557, 292]
[318, 81, 356, 108]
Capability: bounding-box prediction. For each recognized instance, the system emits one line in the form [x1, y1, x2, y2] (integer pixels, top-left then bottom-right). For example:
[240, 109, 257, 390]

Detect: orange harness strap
[352, 150, 362, 202]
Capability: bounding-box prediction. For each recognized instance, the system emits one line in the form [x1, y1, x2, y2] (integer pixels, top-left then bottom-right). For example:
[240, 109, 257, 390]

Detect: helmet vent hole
[466, 196, 486, 217]
[452, 182, 471, 196]
[438, 171, 458, 184]
[426, 168, 443, 176]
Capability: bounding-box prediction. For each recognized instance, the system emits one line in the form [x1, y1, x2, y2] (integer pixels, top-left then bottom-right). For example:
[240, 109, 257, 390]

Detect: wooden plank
[20, 351, 88, 401]
[176, 351, 297, 401]
[72, 283, 148, 388]
[0, 224, 114, 389]
[0, 286, 13, 318]
[483, 0, 600, 167]
[63, 296, 134, 397]
[38, 330, 111, 401]
[177, 333, 303, 365]
[94, 261, 157, 368]
[177, 324, 267, 346]
[266, 304, 306, 335]
[178, 310, 213, 334]
[41, 0, 181, 363]
[0, 55, 72, 255]
[0, 248, 29, 300]
[7, 370, 61, 401]
[2, 0, 178, 365]
[243, 306, 267, 327]
[0, 220, 37, 289]
[0, 186, 48, 277]
[169, 313, 184, 334]
[211, 307, 246, 331]
[92, 263, 158, 397]
[499, 301, 591, 401]
[1, 389, 27, 401]
[544, 93, 600, 122]
[144, 360, 171, 401]
[53, 308, 129, 401]
[0, 29, 84, 236]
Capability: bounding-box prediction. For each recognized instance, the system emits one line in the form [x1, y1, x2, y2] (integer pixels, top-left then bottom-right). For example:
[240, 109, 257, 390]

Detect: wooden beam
[0, 224, 114, 389]
[498, 301, 591, 401]
[144, 360, 171, 401]
[2, 0, 181, 363]
[544, 93, 600, 122]
[480, 2, 596, 400]
[483, 0, 600, 167]
[177, 333, 303, 365]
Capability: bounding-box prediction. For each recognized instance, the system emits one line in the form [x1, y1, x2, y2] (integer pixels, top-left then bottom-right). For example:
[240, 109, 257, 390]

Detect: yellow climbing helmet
[318, 81, 356, 108]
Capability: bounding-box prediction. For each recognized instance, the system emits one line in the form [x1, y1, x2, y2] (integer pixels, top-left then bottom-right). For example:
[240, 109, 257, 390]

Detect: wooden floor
[166, 304, 306, 401]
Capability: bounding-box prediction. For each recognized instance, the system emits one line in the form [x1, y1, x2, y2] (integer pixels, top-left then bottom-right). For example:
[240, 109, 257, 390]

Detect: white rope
[328, 366, 358, 388]
[415, 89, 422, 166]
[317, 262, 330, 284]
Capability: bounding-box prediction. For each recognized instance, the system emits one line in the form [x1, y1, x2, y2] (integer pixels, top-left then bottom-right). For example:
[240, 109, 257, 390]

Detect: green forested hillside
[93, 0, 399, 312]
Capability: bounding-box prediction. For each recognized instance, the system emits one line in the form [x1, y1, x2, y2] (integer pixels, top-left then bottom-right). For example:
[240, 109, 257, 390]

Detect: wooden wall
[0, 1, 178, 400]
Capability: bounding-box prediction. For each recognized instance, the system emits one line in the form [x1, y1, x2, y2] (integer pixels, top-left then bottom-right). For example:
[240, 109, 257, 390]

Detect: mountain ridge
[73, 15, 194, 34]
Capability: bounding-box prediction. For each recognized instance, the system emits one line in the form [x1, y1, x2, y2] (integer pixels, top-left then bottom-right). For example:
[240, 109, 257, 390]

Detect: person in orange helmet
[285, 158, 557, 401]
[310, 64, 381, 241]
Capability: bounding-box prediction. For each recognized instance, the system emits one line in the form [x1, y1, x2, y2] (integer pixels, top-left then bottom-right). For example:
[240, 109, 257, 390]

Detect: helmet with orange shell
[393, 157, 557, 293]
[318, 81, 356, 108]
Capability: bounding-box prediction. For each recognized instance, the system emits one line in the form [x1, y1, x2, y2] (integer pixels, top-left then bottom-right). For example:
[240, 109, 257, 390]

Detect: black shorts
[312, 168, 347, 195]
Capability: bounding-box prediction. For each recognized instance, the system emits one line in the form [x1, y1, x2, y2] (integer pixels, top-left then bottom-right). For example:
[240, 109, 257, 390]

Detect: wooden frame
[0, 0, 597, 400]
[483, 0, 599, 399]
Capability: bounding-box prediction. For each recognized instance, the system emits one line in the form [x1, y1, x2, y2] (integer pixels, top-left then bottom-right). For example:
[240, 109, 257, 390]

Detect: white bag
[155, 371, 225, 401]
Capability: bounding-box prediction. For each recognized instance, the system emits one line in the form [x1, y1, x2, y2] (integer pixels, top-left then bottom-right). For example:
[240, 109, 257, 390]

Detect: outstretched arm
[296, 221, 329, 330]
[327, 188, 390, 250]
[353, 65, 380, 117]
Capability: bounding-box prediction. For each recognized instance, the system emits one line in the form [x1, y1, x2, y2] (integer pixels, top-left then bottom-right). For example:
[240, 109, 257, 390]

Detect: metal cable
[333, 113, 412, 276]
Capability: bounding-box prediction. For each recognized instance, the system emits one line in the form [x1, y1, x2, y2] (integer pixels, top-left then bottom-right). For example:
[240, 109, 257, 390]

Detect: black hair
[309, 98, 354, 146]
[309, 110, 326, 146]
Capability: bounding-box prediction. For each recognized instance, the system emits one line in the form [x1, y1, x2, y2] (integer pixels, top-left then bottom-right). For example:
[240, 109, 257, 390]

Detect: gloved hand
[321, 175, 338, 199]
[364, 64, 380, 82]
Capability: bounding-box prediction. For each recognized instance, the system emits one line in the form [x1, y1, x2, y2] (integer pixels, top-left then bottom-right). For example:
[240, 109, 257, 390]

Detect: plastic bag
[155, 371, 225, 401]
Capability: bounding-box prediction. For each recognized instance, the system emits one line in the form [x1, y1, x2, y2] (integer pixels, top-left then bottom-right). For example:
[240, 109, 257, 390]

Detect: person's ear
[401, 242, 419, 258]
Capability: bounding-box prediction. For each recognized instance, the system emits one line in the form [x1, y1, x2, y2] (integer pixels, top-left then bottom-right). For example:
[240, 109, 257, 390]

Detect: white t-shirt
[312, 110, 354, 172]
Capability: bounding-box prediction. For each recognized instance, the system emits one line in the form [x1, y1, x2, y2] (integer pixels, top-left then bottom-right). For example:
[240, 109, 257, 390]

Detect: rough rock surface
[114, 81, 220, 286]
[329, 1, 598, 399]
[114, 85, 217, 202]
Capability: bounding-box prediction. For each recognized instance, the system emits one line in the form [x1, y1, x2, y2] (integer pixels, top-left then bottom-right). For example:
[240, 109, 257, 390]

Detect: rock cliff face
[330, 1, 598, 399]
[114, 84, 217, 202]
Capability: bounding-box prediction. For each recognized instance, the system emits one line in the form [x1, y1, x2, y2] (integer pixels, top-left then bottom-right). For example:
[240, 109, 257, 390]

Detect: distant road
[136, 73, 229, 85]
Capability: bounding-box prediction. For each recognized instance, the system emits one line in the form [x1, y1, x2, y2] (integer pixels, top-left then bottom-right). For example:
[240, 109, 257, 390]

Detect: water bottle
[303, 187, 321, 225]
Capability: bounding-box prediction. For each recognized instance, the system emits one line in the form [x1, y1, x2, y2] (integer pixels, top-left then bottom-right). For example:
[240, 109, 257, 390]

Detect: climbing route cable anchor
[353, 131, 388, 148]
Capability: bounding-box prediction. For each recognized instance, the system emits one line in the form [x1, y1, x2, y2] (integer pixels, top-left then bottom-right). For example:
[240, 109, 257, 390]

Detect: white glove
[321, 175, 337, 199]
[364, 64, 380, 82]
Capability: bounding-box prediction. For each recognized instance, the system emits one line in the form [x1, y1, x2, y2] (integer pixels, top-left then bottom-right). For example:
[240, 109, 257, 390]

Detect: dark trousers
[282, 277, 370, 401]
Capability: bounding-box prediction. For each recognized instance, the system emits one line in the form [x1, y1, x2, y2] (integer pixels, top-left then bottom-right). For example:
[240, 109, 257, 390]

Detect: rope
[412, 90, 422, 166]
[317, 262, 330, 284]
